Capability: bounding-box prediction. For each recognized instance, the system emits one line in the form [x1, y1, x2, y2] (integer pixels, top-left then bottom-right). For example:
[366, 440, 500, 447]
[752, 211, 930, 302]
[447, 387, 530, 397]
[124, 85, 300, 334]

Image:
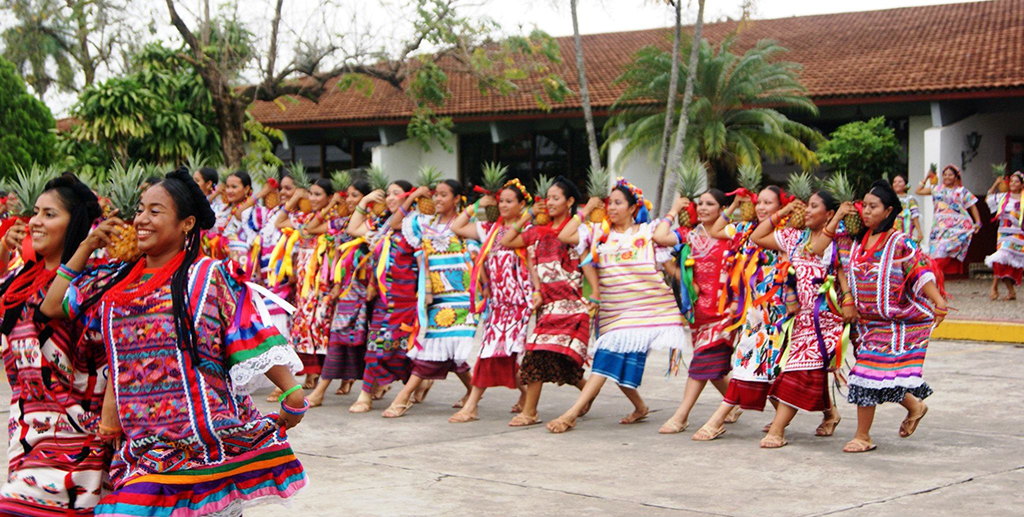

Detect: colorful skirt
[769, 369, 830, 412]
[520, 350, 584, 386]
[94, 442, 305, 517]
[848, 319, 933, 407]
[322, 284, 369, 381]
[688, 343, 732, 381]
[723, 379, 771, 411]
[991, 263, 1023, 285]
[471, 355, 519, 389]
[591, 349, 647, 389]
[411, 359, 470, 380]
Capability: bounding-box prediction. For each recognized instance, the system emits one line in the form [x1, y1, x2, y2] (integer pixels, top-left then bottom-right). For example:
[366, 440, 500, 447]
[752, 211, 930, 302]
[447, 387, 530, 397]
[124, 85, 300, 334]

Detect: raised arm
[813, 202, 854, 256]
[914, 173, 934, 196]
[451, 197, 492, 240]
[390, 186, 430, 231]
[347, 190, 383, 238]
[499, 208, 530, 249]
[752, 201, 799, 250]
[40, 217, 123, 319]
[0, 219, 26, 276]
[275, 189, 307, 230]
[654, 194, 688, 247]
[559, 197, 602, 245]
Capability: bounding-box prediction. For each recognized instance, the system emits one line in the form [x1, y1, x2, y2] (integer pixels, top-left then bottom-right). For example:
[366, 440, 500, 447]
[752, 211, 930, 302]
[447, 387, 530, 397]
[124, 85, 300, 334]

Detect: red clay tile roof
[249, 0, 1024, 128]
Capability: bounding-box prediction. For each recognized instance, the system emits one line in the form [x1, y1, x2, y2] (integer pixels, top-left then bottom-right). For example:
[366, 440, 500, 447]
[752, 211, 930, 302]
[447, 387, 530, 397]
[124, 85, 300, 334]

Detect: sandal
[349, 400, 372, 413]
[620, 408, 649, 425]
[843, 438, 877, 453]
[816, 416, 842, 437]
[371, 384, 392, 401]
[509, 414, 542, 427]
[899, 403, 928, 438]
[759, 434, 789, 449]
[381, 402, 414, 418]
[448, 412, 479, 424]
[413, 380, 434, 404]
[546, 418, 576, 434]
[510, 403, 523, 414]
[692, 424, 726, 441]
[658, 420, 689, 434]
[762, 423, 771, 433]
[723, 407, 743, 424]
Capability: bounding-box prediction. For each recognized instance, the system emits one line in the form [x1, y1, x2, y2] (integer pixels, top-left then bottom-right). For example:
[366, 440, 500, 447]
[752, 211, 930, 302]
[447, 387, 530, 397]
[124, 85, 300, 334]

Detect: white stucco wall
[370, 136, 458, 184]
[909, 115, 934, 246]
[607, 139, 663, 208]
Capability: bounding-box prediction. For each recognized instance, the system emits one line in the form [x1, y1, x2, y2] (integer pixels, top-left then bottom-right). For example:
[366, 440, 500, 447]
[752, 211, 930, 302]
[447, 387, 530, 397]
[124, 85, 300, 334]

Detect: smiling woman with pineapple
[0, 171, 109, 515]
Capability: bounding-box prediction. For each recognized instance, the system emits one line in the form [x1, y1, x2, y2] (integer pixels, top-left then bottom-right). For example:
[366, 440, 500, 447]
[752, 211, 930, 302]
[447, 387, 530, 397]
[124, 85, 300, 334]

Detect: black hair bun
[166, 166, 217, 230]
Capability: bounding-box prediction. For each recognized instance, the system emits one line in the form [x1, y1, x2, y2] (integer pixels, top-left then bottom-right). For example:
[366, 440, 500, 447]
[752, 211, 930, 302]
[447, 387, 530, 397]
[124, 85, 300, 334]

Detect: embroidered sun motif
[435, 308, 457, 327]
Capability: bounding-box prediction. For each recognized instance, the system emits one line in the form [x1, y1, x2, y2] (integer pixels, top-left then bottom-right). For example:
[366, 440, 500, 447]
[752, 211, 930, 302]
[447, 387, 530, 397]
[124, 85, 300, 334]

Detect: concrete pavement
[2, 340, 1021, 516]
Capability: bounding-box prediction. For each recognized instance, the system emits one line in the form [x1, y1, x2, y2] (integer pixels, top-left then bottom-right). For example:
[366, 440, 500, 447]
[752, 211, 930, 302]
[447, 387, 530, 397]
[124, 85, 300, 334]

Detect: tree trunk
[653, 0, 683, 214]
[570, 0, 602, 173]
[662, 0, 705, 211]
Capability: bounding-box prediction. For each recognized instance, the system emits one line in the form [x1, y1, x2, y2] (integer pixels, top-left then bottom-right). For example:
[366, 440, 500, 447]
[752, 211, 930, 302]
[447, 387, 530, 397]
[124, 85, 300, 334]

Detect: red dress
[684, 225, 736, 380]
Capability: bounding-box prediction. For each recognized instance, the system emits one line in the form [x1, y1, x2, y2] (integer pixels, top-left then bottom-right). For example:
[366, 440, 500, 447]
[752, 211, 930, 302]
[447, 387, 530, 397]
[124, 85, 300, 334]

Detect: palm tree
[605, 34, 823, 191]
[569, 0, 602, 173]
[653, 0, 686, 214]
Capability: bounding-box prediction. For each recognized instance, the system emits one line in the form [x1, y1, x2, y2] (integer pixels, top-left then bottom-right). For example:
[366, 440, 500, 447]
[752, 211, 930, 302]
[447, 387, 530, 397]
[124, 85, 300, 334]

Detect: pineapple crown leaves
[5, 163, 60, 217]
[185, 150, 209, 172]
[533, 173, 554, 199]
[786, 171, 814, 201]
[415, 165, 443, 189]
[674, 158, 708, 199]
[736, 164, 763, 192]
[103, 162, 148, 220]
[585, 166, 610, 198]
[367, 164, 389, 191]
[480, 161, 509, 193]
[992, 162, 1008, 178]
[288, 161, 312, 189]
[929, 163, 938, 173]
[330, 170, 353, 193]
[822, 170, 859, 203]
[247, 163, 277, 188]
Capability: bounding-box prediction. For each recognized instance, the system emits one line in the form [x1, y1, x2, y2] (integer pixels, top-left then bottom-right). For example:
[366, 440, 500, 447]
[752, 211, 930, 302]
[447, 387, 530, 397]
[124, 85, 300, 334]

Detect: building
[249, 0, 1024, 265]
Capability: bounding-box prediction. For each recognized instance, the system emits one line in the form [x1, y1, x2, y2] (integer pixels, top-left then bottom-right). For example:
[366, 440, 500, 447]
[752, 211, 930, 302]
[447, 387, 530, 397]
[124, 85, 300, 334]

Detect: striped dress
[402, 214, 478, 378]
[841, 231, 936, 406]
[0, 264, 109, 516]
[323, 216, 370, 381]
[66, 258, 307, 517]
[577, 222, 689, 389]
[362, 223, 416, 392]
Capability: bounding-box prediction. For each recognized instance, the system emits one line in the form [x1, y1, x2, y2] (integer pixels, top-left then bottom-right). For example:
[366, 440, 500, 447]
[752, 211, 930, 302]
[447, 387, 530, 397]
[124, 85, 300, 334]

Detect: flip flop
[816, 416, 842, 437]
[509, 414, 542, 427]
[692, 424, 726, 441]
[760, 435, 789, 449]
[382, 402, 413, 418]
[546, 418, 576, 434]
[899, 403, 928, 438]
[448, 412, 479, 424]
[658, 420, 689, 434]
[843, 439, 877, 453]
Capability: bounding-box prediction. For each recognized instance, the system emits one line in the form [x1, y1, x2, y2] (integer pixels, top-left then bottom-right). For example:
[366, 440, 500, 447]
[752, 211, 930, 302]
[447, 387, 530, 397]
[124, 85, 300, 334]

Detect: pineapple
[786, 171, 813, 228]
[480, 162, 508, 223]
[6, 163, 58, 218]
[735, 164, 762, 221]
[330, 170, 353, 217]
[928, 163, 939, 185]
[101, 162, 147, 262]
[249, 164, 280, 208]
[367, 165, 390, 216]
[532, 174, 554, 225]
[585, 166, 610, 223]
[217, 165, 233, 204]
[674, 158, 707, 227]
[992, 163, 1009, 193]
[823, 171, 862, 235]
[185, 150, 209, 173]
[289, 161, 313, 213]
[414, 165, 444, 215]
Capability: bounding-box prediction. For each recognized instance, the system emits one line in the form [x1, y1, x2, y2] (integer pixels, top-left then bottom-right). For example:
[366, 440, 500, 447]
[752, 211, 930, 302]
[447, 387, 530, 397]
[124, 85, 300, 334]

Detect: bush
[0, 57, 58, 178]
[816, 116, 902, 195]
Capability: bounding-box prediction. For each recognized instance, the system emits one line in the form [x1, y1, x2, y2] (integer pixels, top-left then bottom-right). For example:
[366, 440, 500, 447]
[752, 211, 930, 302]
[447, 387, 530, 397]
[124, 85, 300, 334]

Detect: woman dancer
[985, 171, 1023, 300]
[547, 178, 689, 433]
[825, 180, 947, 453]
[500, 176, 591, 427]
[891, 175, 923, 243]
[916, 164, 981, 275]
[380, 180, 476, 418]
[309, 179, 373, 405]
[45, 168, 308, 516]
[657, 190, 738, 435]
[276, 178, 335, 387]
[688, 187, 791, 440]
[749, 190, 843, 448]
[346, 180, 417, 413]
[0, 176, 108, 515]
[448, 179, 533, 423]
[215, 170, 254, 262]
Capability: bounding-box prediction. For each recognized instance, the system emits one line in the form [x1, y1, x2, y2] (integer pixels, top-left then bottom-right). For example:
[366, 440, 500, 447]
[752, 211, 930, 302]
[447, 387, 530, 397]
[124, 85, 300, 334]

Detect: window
[459, 128, 599, 195]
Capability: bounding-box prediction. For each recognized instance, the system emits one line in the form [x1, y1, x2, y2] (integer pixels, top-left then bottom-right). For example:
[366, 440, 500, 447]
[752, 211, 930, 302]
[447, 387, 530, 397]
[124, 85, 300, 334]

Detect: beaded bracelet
[399, 205, 410, 217]
[58, 264, 81, 279]
[588, 297, 601, 305]
[659, 216, 673, 226]
[278, 384, 302, 403]
[281, 398, 310, 416]
[356, 205, 369, 215]
[823, 227, 836, 239]
[770, 214, 781, 226]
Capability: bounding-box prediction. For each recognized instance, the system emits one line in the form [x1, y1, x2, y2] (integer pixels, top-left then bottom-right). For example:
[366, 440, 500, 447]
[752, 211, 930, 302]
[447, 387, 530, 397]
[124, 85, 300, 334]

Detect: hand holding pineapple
[2, 219, 26, 253]
[667, 192, 691, 219]
[82, 216, 127, 254]
[580, 197, 605, 220]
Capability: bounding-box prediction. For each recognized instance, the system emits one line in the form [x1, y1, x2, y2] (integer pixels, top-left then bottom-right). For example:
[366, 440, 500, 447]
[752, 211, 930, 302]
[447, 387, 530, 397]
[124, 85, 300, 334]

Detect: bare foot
[619, 406, 649, 425]
[1006, 292, 1017, 301]
[413, 380, 434, 404]
[658, 420, 688, 434]
[307, 392, 325, 408]
[336, 380, 354, 395]
[302, 374, 319, 389]
[509, 413, 541, 427]
[510, 403, 523, 414]
[265, 387, 283, 403]
[579, 398, 594, 418]
[452, 391, 471, 409]
[546, 417, 576, 433]
[990, 288, 999, 300]
[815, 414, 842, 437]
[448, 410, 479, 423]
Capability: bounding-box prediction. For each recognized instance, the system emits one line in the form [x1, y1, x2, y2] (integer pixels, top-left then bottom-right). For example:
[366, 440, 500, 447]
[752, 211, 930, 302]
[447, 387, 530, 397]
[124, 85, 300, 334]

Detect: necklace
[689, 224, 716, 258]
[854, 229, 891, 265]
[0, 262, 55, 314]
[101, 251, 186, 308]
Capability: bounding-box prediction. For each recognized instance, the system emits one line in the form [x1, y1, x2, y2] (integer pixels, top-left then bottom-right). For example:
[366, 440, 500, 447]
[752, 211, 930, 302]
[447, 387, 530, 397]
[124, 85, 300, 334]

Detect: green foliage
[241, 113, 284, 170]
[0, 57, 58, 178]
[2, 163, 59, 216]
[605, 36, 823, 183]
[1, 0, 76, 98]
[407, 107, 455, 152]
[816, 116, 902, 195]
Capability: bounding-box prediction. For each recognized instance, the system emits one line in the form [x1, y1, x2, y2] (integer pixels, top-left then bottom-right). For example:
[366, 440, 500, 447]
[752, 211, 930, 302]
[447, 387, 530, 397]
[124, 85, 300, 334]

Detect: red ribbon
[779, 190, 795, 207]
[726, 188, 758, 204]
[267, 178, 279, 189]
[472, 185, 493, 196]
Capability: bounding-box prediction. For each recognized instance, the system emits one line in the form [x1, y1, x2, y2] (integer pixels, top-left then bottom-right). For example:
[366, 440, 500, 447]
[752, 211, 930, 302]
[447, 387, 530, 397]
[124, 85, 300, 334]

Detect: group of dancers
[0, 160, 1020, 516]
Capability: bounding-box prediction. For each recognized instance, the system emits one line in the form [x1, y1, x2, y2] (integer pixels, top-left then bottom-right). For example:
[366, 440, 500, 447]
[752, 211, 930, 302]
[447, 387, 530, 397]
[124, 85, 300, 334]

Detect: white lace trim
[848, 374, 925, 390]
[203, 486, 304, 517]
[986, 250, 1024, 269]
[592, 326, 691, 355]
[229, 346, 304, 396]
[407, 336, 475, 364]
